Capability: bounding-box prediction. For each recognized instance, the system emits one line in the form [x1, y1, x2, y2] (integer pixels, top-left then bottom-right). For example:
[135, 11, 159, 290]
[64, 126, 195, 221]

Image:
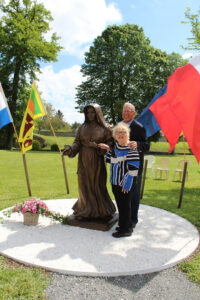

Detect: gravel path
[45, 266, 200, 300]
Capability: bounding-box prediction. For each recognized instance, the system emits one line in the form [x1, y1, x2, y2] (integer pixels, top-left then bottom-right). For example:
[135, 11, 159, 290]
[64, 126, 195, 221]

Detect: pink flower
[21, 207, 26, 214]
[14, 205, 19, 212]
[32, 208, 37, 214]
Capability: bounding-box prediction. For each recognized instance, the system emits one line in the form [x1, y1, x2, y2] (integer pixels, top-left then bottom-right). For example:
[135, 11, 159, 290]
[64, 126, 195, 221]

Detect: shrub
[32, 140, 41, 151]
[51, 143, 59, 151]
[33, 134, 47, 148]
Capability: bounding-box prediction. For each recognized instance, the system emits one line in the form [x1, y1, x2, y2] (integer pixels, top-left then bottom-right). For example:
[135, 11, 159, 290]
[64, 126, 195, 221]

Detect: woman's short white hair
[112, 122, 130, 139]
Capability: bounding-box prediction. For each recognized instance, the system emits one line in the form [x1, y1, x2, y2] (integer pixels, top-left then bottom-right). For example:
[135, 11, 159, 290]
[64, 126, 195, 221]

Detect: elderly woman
[63, 103, 116, 220]
[99, 122, 140, 238]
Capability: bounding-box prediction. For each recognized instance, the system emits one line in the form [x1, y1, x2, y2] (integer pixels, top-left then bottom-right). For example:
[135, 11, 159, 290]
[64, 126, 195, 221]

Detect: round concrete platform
[0, 199, 199, 277]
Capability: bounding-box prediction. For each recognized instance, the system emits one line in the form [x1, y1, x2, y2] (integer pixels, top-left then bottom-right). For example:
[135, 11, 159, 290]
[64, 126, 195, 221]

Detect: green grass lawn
[0, 146, 199, 296]
[0, 257, 49, 300]
[37, 134, 75, 150]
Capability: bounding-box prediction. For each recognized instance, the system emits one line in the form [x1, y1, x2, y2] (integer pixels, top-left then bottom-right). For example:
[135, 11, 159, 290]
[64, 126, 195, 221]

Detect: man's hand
[128, 141, 137, 150]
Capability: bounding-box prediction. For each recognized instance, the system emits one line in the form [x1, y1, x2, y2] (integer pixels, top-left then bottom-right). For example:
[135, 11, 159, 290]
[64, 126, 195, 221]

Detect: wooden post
[140, 159, 148, 200]
[62, 155, 69, 194]
[10, 121, 32, 197]
[178, 161, 188, 208]
[45, 113, 70, 194]
[22, 154, 32, 196]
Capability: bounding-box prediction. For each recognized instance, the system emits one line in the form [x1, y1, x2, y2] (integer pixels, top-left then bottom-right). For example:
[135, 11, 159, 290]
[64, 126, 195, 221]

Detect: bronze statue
[63, 103, 116, 220]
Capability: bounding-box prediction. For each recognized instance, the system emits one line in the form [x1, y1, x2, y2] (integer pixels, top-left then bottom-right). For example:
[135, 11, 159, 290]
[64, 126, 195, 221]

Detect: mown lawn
[0, 144, 199, 296]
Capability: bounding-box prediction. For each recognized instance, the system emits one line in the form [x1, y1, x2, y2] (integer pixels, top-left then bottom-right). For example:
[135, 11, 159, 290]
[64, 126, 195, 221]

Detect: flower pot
[23, 212, 39, 226]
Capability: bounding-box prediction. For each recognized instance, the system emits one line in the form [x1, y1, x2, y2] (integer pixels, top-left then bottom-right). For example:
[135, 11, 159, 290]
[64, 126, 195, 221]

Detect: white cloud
[182, 52, 193, 59]
[37, 65, 84, 124]
[35, 0, 122, 124]
[39, 0, 122, 57]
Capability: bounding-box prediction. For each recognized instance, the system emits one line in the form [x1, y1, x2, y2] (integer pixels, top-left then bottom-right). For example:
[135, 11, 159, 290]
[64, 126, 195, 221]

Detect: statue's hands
[62, 145, 72, 156]
[98, 143, 110, 152]
[88, 141, 98, 148]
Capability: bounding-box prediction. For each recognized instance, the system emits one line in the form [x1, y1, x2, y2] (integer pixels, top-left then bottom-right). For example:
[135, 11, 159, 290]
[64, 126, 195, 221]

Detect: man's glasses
[123, 110, 134, 113]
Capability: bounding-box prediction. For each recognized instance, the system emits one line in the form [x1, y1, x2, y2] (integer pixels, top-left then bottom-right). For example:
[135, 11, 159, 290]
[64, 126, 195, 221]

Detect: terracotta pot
[23, 212, 39, 226]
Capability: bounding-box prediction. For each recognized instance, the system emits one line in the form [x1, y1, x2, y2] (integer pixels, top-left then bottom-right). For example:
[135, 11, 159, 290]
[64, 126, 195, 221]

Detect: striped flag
[0, 83, 13, 130]
[18, 82, 46, 153]
[149, 53, 200, 162]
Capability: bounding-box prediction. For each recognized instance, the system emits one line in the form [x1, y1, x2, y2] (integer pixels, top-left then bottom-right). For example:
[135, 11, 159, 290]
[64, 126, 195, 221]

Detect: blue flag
[136, 84, 167, 137]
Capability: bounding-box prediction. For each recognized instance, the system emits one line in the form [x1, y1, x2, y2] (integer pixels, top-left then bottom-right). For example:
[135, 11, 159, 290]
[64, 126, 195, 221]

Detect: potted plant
[3, 197, 67, 226]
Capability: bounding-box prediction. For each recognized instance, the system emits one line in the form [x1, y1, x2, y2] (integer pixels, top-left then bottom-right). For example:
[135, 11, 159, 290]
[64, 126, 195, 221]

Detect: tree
[76, 24, 186, 124]
[35, 103, 70, 132]
[182, 7, 200, 51]
[71, 121, 81, 132]
[0, 0, 62, 148]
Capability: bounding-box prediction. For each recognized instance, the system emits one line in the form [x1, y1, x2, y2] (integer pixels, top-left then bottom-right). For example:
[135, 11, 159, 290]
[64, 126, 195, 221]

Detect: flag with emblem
[18, 82, 46, 153]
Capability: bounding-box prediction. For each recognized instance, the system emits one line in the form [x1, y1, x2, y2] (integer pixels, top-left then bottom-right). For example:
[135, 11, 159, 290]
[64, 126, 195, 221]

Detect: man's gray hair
[123, 102, 136, 112]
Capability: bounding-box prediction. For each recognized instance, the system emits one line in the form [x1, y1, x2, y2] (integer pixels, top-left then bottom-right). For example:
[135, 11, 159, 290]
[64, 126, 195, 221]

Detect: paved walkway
[0, 199, 199, 277]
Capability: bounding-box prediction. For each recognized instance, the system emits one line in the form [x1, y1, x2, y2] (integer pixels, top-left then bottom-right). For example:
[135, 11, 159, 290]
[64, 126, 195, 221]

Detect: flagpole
[45, 113, 70, 194]
[183, 135, 186, 162]
[22, 153, 32, 196]
[140, 159, 148, 200]
[178, 135, 187, 208]
[11, 122, 32, 196]
[178, 160, 188, 208]
[33, 82, 69, 194]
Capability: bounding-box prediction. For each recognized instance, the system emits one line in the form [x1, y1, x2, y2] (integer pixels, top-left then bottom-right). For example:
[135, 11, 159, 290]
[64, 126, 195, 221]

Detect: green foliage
[35, 103, 70, 132]
[50, 143, 59, 151]
[33, 134, 47, 148]
[76, 24, 186, 124]
[0, 256, 49, 299]
[0, 0, 62, 148]
[32, 140, 41, 151]
[182, 7, 200, 51]
[71, 121, 81, 132]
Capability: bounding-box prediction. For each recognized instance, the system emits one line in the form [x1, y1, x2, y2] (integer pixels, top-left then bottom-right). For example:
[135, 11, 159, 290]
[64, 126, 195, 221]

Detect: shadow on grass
[142, 187, 200, 228]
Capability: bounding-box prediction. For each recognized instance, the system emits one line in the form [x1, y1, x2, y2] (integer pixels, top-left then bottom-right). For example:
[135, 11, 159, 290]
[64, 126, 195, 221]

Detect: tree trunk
[5, 58, 22, 149]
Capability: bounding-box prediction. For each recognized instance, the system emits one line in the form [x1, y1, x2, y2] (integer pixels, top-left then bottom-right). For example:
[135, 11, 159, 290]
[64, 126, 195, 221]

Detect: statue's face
[86, 107, 96, 122]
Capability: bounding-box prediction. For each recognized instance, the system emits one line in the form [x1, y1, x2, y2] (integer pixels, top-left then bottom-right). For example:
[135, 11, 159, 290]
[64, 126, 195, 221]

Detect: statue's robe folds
[68, 106, 116, 219]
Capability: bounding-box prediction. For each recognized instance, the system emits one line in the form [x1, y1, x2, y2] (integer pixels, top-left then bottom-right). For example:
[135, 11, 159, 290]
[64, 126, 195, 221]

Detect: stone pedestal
[67, 213, 118, 231]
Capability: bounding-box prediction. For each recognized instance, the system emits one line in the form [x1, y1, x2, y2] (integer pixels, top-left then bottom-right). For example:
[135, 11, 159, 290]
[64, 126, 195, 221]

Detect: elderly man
[122, 102, 149, 230]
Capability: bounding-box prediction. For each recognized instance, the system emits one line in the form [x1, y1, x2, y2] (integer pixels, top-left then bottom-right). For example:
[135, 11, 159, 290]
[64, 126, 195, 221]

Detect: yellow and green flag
[19, 82, 46, 153]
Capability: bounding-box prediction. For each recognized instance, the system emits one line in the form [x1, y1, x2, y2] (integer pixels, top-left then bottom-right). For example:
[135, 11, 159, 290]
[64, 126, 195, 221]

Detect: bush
[33, 134, 47, 148]
[32, 140, 41, 151]
[51, 143, 59, 151]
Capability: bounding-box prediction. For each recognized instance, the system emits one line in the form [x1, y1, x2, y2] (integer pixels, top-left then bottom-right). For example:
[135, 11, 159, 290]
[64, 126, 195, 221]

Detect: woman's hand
[98, 143, 110, 152]
[122, 188, 129, 194]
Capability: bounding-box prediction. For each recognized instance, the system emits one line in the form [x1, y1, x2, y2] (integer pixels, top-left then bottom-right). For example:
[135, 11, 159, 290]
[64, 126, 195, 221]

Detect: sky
[36, 0, 200, 124]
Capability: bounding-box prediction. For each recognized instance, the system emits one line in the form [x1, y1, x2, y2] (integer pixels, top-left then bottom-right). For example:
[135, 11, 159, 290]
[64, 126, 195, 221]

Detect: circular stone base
[0, 199, 199, 277]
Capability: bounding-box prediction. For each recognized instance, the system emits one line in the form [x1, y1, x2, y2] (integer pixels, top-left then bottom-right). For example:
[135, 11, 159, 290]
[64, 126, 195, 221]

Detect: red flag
[149, 53, 200, 163]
